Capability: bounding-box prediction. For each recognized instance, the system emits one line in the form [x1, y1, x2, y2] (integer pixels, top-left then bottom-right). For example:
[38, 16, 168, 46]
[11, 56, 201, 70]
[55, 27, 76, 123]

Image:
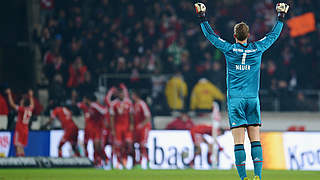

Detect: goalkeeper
[194, 2, 289, 180]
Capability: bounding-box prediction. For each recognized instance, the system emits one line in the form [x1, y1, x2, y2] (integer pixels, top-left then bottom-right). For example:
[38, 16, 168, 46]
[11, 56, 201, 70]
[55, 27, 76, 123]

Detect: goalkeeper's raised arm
[194, 3, 232, 53]
[254, 3, 289, 52]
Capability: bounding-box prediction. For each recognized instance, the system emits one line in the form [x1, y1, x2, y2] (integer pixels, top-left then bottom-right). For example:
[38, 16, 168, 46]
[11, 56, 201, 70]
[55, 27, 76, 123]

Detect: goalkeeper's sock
[251, 141, 263, 179]
[234, 144, 247, 180]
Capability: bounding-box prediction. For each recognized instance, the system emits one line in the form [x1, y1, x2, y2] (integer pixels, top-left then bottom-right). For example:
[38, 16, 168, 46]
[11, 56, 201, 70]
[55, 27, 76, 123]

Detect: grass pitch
[0, 168, 319, 180]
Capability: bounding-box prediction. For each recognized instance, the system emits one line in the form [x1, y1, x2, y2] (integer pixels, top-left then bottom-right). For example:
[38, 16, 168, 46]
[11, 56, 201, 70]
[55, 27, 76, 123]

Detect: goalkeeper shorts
[227, 97, 261, 129]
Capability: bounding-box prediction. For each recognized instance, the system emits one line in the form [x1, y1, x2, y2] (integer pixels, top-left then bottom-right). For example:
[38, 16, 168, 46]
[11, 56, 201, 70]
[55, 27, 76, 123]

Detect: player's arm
[105, 86, 116, 107]
[255, 3, 290, 52]
[194, 3, 232, 53]
[138, 115, 150, 129]
[138, 103, 151, 129]
[5, 88, 18, 111]
[28, 90, 34, 110]
[119, 83, 129, 99]
[109, 104, 116, 137]
[42, 109, 56, 129]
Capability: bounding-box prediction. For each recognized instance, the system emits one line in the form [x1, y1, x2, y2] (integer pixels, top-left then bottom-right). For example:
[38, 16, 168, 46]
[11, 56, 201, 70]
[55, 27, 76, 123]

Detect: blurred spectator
[181, 62, 196, 110]
[294, 92, 317, 111]
[205, 61, 225, 92]
[32, 97, 44, 116]
[0, 93, 8, 115]
[49, 73, 66, 106]
[44, 54, 68, 82]
[38, 27, 52, 54]
[0, 93, 9, 130]
[89, 51, 108, 78]
[40, 0, 54, 24]
[150, 69, 168, 115]
[77, 71, 95, 99]
[65, 89, 81, 115]
[165, 71, 187, 111]
[67, 56, 87, 88]
[151, 69, 167, 99]
[34, 0, 320, 114]
[190, 78, 224, 111]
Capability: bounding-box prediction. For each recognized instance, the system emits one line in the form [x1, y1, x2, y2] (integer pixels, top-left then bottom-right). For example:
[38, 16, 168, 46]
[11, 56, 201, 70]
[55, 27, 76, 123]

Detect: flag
[287, 12, 316, 37]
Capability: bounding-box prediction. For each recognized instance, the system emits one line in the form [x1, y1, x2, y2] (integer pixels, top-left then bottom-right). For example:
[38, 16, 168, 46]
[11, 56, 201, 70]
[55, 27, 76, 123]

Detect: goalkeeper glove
[276, 3, 290, 21]
[194, 3, 206, 17]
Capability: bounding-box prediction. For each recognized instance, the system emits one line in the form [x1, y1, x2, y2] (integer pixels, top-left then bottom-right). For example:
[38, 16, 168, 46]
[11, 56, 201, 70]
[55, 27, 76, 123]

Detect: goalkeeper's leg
[232, 127, 248, 180]
[247, 126, 263, 180]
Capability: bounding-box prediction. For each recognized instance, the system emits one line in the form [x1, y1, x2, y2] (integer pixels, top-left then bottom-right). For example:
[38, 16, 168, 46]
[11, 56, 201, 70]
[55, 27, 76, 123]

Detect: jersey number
[241, 53, 247, 65]
[22, 110, 32, 124]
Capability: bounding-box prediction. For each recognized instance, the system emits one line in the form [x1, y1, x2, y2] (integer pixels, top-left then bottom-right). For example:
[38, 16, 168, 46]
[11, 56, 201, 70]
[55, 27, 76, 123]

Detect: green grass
[0, 169, 319, 180]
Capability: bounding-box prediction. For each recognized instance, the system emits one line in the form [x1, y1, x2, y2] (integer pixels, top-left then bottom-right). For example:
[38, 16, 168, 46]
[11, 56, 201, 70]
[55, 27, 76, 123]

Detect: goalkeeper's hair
[234, 22, 249, 41]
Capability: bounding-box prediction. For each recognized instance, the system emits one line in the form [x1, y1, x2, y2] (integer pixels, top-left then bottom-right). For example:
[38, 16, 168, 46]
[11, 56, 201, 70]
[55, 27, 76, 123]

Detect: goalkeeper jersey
[200, 20, 283, 98]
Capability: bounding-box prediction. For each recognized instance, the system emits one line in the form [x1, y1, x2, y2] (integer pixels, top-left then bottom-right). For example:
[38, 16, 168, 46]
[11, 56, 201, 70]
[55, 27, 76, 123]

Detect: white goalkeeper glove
[194, 2, 206, 17]
[276, 3, 290, 19]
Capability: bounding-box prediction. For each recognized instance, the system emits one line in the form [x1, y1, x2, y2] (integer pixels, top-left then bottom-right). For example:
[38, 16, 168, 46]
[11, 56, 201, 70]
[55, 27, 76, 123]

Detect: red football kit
[77, 102, 94, 143]
[133, 100, 151, 145]
[88, 102, 107, 141]
[51, 107, 78, 144]
[110, 98, 133, 144]
[166, 117, 194, 130]
[190, 124, 212, 144]
[14, 106, 33, 147]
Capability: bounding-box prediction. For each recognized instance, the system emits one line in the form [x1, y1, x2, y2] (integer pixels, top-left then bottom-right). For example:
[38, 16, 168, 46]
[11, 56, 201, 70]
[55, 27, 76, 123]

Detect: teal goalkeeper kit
[200, 20, 284, 129]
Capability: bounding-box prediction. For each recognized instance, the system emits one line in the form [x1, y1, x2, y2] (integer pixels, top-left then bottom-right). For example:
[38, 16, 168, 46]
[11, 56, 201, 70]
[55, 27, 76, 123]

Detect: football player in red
[190, 124, 225, 168]
[87, 95, 109, 166]
[104, 84, 129, 145]
[77, 97, 92, 157]
[110, 87, 134, 168]
[103, 87, 117, 147]
[166, 113, 194, 130]
[44, 106, 80, 157]
[6, 89, 34, 157]
[131, 90, 151, 168]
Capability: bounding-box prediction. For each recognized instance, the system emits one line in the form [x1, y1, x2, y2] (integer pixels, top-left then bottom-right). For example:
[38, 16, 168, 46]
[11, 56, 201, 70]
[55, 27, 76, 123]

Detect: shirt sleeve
[91, 103, 107, 115]
[200, 21, 232, 53]
[105, 89, 115, 107]
[50, 109, 56, 119]
[140, 102, 151, 118]
[254, 20, 284, 52]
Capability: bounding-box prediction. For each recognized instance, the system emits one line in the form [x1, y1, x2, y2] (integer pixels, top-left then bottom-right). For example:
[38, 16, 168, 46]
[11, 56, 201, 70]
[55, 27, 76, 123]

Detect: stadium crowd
[32, 0, 320, 114]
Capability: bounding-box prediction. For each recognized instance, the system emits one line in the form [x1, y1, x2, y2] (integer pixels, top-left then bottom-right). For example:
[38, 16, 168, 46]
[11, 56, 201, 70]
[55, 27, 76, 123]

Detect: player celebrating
[195, 2, 289, 180]
[6, 89, 34, 157]
[110, 87, 134, 168]
[77, 97, 93, 157]
[45, 106, 80, 157]
[102, 86, 117, 150]
[131, 90, 151, 169]
[104, 84, 130, 147]
[87, 95, 109, 167]
[190, 124, 224, 168]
